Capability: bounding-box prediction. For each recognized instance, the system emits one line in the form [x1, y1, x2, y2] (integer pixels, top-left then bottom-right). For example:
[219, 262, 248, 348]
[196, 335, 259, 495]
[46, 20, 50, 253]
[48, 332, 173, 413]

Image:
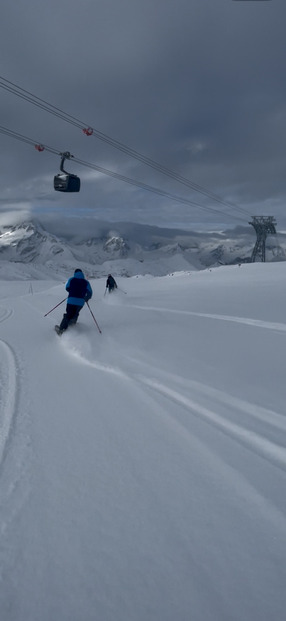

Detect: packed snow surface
[1, 262, 286, 621]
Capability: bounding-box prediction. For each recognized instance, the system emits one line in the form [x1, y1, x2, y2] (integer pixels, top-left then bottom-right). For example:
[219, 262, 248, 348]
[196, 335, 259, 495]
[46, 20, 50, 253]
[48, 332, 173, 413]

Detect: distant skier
[55, 268, 92, 335]
[106, 274, 117, 293]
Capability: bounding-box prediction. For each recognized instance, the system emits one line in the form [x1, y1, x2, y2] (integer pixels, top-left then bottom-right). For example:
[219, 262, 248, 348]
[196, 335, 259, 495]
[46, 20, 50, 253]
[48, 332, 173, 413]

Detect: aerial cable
[0, 125, 59, 155]
[0, 78, 83, 130]
[73, 155, 246, 222]
[0, 75, 250, 218]
[0, 123, 247, 223]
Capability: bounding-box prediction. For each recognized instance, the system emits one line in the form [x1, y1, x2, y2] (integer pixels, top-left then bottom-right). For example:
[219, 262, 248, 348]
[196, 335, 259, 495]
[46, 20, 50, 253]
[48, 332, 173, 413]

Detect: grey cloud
[1, 0, 286, 232]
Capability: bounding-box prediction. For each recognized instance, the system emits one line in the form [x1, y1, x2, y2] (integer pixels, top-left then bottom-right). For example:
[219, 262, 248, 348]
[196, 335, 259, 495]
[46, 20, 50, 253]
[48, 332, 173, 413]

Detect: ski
[55, 325, 63, 336]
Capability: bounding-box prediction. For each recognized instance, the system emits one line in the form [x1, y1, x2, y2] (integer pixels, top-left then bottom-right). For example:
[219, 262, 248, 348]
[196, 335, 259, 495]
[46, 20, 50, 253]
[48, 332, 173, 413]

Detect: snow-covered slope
[0, 262, 286, 621]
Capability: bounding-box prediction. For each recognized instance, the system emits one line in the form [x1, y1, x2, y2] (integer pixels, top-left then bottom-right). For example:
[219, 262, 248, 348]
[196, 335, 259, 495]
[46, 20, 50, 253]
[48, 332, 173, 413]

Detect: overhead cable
[0, 75, 251, 219]
[0, 124, 247, 223]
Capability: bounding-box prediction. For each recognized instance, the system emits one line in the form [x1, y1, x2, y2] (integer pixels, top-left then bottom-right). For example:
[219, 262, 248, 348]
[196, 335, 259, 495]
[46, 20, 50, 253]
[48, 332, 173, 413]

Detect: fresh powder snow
[0, 262, 286, 621]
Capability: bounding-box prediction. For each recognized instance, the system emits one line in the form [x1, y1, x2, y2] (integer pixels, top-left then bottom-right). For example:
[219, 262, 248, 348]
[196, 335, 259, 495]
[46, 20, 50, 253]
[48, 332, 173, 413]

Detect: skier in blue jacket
[56, 268, 92, 334]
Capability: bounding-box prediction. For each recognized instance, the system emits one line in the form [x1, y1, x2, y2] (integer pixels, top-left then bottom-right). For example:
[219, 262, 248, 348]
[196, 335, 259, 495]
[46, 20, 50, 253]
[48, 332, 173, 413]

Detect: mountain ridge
[0, 218, 285, 280]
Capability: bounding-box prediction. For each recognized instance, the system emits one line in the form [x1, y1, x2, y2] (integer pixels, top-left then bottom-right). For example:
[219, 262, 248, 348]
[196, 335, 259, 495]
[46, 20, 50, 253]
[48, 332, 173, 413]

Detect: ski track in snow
[57, 334, 286, 544]
[61, 332, 286, 474]
[0, 340, 18, 467]
[0, 307, 13, 324]
[128, 304, 286, 333]
[138, 374, 286, 470]
[0, 307, 18, 466]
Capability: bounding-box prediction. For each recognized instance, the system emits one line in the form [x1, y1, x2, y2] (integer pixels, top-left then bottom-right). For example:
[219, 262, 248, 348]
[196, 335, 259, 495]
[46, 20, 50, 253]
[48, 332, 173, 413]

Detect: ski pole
[86, 301, 102, 334]
[44, 298, 67, 316]
[118, 287, 127, 294]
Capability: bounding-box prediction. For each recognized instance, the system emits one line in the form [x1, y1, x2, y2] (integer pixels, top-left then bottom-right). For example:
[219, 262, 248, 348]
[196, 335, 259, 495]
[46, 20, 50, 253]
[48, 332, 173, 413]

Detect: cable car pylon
[249, 216, 277, 262]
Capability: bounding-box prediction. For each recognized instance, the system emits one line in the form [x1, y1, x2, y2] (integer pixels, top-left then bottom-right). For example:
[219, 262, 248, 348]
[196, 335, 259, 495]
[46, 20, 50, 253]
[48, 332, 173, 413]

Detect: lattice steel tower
[249, 216, 277, 262]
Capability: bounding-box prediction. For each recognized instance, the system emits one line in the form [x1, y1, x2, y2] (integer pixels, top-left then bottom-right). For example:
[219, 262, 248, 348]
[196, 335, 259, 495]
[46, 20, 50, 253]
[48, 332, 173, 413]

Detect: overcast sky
[1, 0, 286, 233]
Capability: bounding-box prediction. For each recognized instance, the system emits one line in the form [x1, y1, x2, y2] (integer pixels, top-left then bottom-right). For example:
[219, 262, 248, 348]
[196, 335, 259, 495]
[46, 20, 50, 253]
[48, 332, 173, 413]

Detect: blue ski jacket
[65, 270, 93, 307]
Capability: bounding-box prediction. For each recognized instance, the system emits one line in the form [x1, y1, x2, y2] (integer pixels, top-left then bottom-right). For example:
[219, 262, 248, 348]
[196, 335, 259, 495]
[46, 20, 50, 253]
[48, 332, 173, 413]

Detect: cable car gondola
[54, 151, 80, 192]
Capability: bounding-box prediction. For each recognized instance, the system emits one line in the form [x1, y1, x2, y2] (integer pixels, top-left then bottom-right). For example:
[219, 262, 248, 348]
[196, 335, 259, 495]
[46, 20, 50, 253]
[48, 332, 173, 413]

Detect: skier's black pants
[60, 304, 81, 331]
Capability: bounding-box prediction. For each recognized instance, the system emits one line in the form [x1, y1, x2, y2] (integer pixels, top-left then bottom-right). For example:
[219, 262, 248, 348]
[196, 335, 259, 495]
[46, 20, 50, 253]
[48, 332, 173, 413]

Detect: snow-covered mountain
[0, 219, 285, 280]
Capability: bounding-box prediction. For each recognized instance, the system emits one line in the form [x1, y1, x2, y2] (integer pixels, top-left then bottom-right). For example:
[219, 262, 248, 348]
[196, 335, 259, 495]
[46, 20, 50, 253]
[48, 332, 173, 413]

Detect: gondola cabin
[54, 173, 80, 192]
[54, 151, 81, 192]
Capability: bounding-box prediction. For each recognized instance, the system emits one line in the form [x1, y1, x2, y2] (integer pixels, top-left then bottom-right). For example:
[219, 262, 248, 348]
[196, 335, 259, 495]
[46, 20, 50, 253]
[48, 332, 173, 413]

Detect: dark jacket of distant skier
[106, 274, 117, 293]
[59, 269, 93, 332]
